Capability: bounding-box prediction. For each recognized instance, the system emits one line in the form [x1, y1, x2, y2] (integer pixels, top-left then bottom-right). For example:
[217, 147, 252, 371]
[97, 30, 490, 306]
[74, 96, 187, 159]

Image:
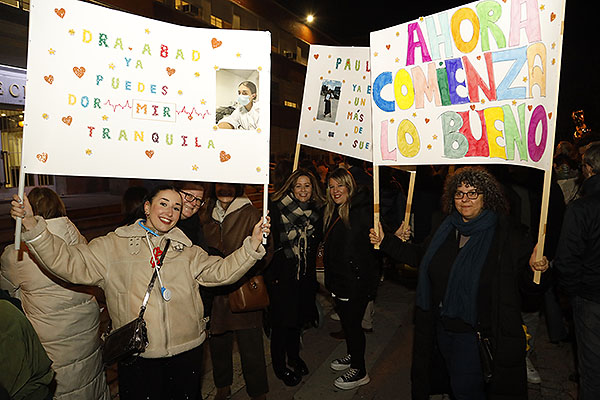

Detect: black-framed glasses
[181, 190, 205, 206]
[454, 190, 480, 200]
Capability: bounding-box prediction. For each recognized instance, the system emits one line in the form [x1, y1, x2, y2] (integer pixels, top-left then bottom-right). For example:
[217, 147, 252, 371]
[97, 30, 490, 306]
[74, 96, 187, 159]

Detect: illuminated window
[284, 101, 297, 109]
[210, 15, 223, 28]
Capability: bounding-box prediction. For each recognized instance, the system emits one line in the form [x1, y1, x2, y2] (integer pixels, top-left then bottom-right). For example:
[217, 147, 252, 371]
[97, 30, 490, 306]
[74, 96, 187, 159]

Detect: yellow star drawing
[194, 72, 200, 77]
[85, 149, 92, 155]
[412, 112, 417, 118]
[433, 134, 438, 140]
[109, 63, 115, 70]
[145, 28, 150, 34]
[236, 53, 241, 58]
[374, 52, 379, 57]
[102, 115, 108, 121]
[192, 164, 198, 171]
[201, 99, 206, 105]
[540, 5, 545, 11]
[178, 90, 183, 95]
[427, 144, 432, 150]
[512, 100, 518, 106]
[48, 48, 55, 55]
[68, 29, 75, 35]
[523, 76, 528, 83]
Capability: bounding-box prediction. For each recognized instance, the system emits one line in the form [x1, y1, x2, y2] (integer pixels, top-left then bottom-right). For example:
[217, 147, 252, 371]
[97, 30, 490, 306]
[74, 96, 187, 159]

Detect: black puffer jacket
[555, 174, 600, 303]
[323, 188, 381, 299]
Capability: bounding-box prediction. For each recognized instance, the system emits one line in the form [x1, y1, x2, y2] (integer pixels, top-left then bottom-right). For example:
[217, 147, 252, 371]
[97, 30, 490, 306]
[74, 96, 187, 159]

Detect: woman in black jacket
[265, 169, 325, 386]
[370, 166, 550, 400]
[323, 167, 381, 390]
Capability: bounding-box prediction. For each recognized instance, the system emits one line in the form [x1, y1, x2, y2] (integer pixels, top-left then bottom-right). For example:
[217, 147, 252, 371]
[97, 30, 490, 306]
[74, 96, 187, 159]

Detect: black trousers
[118, 345, 204, 400]
[209, 327, 269, 397]
[270, 326, 301, 373]
[335, 296, 370, 372]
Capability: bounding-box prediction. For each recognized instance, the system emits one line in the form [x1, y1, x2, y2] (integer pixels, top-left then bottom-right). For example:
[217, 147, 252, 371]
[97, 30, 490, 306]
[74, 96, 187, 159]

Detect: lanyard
[143, 231, 171, 302]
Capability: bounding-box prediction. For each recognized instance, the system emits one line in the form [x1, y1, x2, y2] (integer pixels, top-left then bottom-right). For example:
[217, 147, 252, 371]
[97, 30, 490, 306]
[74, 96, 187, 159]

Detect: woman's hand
[394, 221, 411, 242]
[369, 221, 385, 246]
[250, 215, 271, 250]
[10, 194, 36, 231]
[529, 244, 549, 273]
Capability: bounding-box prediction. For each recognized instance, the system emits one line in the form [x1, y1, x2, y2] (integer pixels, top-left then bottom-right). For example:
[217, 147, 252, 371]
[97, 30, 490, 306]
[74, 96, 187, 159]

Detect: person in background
[265, 169, 325, 386]
[218, 81, 259, 130]
[1, 187, 110, 400]
[323, 168, 381, 390]
[175, 181, 207, 249]
[0, 290, 55, 400]
[554, 143, 600, 400]
[370, 166, 550, 399]
[202, 183, 270, 400]
[9, 185, 270, 400]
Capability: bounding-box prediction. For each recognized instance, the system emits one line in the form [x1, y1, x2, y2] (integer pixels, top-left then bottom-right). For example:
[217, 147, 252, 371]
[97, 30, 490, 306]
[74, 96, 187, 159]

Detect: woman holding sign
[9, 185, 270, 400]
[370, 166, 550, 400]
[322, 167, 381, 390]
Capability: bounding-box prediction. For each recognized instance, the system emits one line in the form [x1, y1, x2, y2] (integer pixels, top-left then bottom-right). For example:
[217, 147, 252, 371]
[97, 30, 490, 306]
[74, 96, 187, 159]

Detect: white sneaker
[526, 357, 541, 384]
[334, 368, 370, 390]
[330, 354, 351, 371]
[330, 312, 340, 321]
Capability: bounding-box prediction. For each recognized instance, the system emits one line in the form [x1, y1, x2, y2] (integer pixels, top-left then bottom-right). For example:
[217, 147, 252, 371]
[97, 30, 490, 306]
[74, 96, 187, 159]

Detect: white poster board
[370, 0, 566, 171]
[297, 45, 373, 162]
[22, 0, 271, 184]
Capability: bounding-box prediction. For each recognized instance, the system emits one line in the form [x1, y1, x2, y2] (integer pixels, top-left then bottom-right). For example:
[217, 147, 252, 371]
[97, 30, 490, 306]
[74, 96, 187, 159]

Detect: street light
[306, 14, 314, 23]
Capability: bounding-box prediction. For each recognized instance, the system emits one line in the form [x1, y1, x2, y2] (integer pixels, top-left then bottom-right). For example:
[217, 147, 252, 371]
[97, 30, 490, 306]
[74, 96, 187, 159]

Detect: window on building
[175, 0, 199, 16]
[283, 101, 297, 109]
[210, 15, 223, 28]
[0, 0, 29, 10]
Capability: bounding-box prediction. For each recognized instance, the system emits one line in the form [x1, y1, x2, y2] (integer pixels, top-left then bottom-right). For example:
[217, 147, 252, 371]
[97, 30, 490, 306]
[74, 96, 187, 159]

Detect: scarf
[276, 193, 319, 279]
[415, 209, 497, 327]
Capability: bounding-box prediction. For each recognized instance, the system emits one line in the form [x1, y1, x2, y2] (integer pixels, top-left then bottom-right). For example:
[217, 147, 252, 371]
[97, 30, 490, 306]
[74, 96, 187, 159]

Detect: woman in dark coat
[323, 167, 381, 390]
[265, 169, 325, 386]
[370, 166, 550, 400]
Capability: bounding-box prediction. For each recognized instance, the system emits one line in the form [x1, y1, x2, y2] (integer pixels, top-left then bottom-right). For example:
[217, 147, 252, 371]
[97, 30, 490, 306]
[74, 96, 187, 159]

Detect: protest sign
[370, 0, 566, 171]
[297, 45, 372, 162]
[22, 0, 271, 184]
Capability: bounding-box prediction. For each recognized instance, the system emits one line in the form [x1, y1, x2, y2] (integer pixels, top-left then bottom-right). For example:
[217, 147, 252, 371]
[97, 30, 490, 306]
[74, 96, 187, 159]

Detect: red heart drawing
[73, 66, 86, 78]
[145, 150, 154, 159]
[528, 105, 533, 111]
[548, 112, 553, 119]
[470, 105, 476, 111]
[219, 151, 231, 162]
[425, 118, 430, 124]
[386, 44, 391, 50]
[36, 152, 48, 163]
[211, 38, 222, 49]
[44, 75, 54, 84]
[314, 54, 319, 60]
[550, 12, 556, 22]
[54, 8, 65, 18]
[62, 116, 73, 126]
[166, 67, 175, 76]
[308, 106, 312, 111]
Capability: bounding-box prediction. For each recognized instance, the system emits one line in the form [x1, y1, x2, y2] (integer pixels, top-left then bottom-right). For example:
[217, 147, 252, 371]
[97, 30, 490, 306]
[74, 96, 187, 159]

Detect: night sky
[275, 0, 598, 143]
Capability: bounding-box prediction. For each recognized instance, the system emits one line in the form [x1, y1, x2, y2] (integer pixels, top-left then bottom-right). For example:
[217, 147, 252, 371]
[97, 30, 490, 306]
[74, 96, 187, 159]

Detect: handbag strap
[138, 239, 171, 319]
[323, 215, 341, 243]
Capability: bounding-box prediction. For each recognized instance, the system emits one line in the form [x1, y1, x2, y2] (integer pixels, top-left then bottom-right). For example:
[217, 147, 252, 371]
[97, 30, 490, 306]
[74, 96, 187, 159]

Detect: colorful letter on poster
[22, 0, 271, 184]
[370, 0, 566, 171]
[297, 45, 373, 161]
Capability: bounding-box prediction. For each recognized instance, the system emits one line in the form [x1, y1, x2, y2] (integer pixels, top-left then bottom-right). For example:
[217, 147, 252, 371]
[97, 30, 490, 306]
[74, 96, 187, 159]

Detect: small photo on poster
[317, 79, 342, 123]
[216, 69, 260, 131]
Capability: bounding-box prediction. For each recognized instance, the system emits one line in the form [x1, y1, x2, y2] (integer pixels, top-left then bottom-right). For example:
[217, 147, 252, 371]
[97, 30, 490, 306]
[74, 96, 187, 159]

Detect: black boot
[275, 367, 301, 386]
[289, 358, 309, 376]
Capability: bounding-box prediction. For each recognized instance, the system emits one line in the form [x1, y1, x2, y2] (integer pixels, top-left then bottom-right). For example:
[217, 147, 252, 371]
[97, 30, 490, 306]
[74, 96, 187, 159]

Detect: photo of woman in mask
[217, 80, 259, 130]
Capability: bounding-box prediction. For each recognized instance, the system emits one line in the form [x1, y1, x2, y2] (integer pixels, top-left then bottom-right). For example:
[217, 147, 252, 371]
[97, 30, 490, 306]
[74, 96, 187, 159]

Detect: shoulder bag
[229, 275, 269, 313]
[103, 239, 170, 366]
[316, 215, 340, 271]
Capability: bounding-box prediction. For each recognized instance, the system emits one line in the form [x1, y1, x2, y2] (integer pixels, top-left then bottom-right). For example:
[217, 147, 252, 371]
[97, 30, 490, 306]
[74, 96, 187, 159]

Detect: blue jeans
[572, 296, 600, 400]
[436, 324, 486, 400]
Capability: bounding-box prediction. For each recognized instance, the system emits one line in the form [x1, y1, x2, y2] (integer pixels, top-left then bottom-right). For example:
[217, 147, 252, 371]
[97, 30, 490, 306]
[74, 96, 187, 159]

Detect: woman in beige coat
[1, 187, 110, 400]
[9, 184, 270, 400]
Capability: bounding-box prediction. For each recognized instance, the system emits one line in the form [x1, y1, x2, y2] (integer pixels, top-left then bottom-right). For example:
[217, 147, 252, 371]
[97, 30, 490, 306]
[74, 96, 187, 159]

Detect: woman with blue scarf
[370, 167, 550, 400]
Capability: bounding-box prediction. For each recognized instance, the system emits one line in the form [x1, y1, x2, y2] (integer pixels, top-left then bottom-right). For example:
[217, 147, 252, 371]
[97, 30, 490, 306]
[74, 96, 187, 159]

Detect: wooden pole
[292, 143, 301, 171]
[533, 169, 553, 284]
[403, 169, 417, 228]
[14, 165, 26, 250]
[373, 165, 380, 249]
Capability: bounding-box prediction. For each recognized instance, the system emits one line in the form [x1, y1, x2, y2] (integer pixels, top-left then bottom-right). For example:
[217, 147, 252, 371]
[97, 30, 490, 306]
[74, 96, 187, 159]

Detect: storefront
[0, 64, 54, 198]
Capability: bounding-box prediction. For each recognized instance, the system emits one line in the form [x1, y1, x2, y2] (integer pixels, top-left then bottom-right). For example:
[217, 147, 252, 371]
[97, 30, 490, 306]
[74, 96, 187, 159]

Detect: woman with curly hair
[370, 166, 550, 400]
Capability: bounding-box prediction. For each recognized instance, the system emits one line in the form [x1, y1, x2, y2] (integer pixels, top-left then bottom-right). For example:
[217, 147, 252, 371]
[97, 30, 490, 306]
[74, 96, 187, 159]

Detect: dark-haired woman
[9, 185, 270, 400]
[370, 166, 550, 400]
[1, 187, 110, 400]
[322, 167, 381, 390]
[265, 169, 325, 386]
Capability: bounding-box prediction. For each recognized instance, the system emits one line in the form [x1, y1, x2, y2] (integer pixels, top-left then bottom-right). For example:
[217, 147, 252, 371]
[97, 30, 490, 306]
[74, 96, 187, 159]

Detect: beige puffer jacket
[21, 217, 265, 358]
[0, 217, 110, 400]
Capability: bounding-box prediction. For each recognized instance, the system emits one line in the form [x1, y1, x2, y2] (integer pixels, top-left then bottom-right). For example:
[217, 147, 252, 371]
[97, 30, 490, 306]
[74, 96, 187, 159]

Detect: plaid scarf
[277, 193, 319, 279]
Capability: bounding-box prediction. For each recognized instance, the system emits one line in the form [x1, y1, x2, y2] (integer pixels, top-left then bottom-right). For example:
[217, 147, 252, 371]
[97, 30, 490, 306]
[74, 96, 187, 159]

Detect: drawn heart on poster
[73, 66, 86, 78]
[54, 8, 65, 18]
[145, 150, 154, 159]
[550, 12, 556, 22]
[425, 118, 430, 124]
[548, 112, 553, 119]
[62, 116, 72, 126]
[44, 75, 54, 84]
[470, 105, 476, 110]
[166, 67, 176, 76]
[211, 38, 222, 49]
[386, 44, 391, 50]
[36, 153, 48, 163]
[314, 54, 319, 60]
[528, 105, 533, 111]
[219, 151, 231, 162]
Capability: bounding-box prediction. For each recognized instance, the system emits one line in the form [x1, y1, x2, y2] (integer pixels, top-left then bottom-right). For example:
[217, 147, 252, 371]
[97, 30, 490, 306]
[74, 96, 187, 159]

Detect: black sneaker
[330, 354, 351, 371]
[334, 368, 370, 390]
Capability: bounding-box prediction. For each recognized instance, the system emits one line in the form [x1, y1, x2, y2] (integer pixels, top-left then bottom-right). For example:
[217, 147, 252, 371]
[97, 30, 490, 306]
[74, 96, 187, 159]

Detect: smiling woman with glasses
[370, 166, 550, 400]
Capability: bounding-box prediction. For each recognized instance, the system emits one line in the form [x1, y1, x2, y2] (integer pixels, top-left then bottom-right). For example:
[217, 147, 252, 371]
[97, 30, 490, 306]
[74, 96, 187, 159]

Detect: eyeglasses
[454, 190, 480, 200]
[181, 190, 205, 206]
